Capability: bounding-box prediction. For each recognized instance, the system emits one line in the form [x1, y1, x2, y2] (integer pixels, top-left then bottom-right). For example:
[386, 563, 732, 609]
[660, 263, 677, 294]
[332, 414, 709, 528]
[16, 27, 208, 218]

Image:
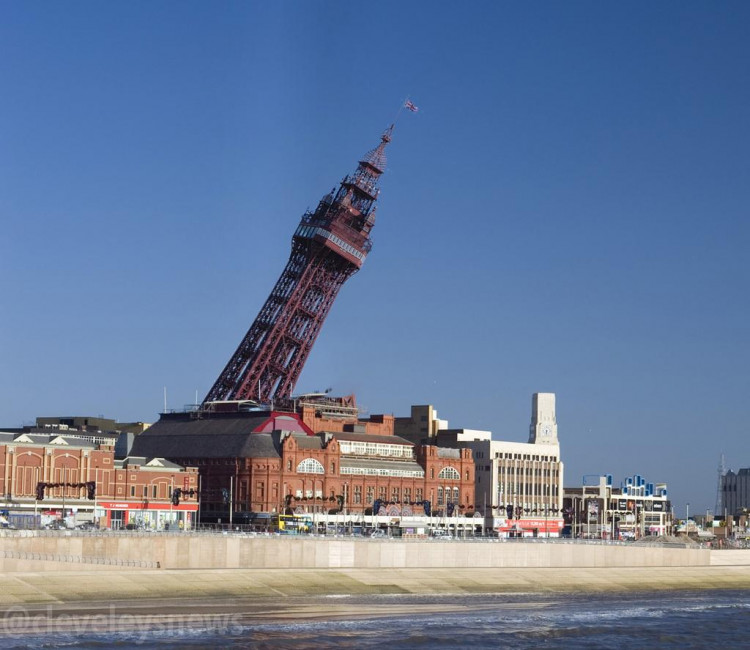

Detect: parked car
[431, 529, 452, 539]
[370, 529, 388, 538]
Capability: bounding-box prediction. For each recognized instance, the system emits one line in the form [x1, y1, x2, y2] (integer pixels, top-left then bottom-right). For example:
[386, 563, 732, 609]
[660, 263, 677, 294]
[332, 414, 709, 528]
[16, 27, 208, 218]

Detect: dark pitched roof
[141, 412, 271, 436]
[292, 434, 324, 450]
[129, 413, 282, 460]
[131, 432, 280, 460]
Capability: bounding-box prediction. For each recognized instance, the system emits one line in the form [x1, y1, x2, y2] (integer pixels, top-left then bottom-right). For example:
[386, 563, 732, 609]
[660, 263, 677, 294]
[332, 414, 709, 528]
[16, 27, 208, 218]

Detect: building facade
[721, 468, 750, 516]
[0, 430, 197, 529]
[458, 394, 564, 537]
[393, 405, 449, 444]
[562, 474, 672, 539]
[130, 403, 477, 534]
[392, 393, 565, 537]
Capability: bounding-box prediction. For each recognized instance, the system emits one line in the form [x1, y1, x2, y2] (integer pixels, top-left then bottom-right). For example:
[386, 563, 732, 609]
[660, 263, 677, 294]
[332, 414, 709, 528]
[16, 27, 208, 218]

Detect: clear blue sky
[2, 2, 748, 518]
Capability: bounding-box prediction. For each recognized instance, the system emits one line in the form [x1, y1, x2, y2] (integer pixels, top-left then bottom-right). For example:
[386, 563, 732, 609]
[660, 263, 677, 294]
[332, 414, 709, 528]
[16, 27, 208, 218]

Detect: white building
[563, 474, 672, 539]
[421, 394, 564, 537]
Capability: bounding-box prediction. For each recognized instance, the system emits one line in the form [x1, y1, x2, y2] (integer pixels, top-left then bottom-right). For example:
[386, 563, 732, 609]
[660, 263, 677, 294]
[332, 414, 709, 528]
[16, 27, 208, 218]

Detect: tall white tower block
[528, 392, 558, 445]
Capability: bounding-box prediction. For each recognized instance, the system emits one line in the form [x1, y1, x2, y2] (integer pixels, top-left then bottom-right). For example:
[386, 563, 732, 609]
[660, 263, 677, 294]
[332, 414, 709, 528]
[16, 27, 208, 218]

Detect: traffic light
[372, 499, 382, 516]
[423, 500, 431, 516]
[447, 502, 455, 517]
[171, 488, 181, 506]
[36, 482, 45, 501]
[86, 481, 96, 500]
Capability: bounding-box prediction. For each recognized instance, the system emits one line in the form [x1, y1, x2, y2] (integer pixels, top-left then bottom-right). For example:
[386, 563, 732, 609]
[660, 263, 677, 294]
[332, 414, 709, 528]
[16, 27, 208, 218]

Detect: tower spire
[204, 126, 395, 405]
[360, 124, 393, 173]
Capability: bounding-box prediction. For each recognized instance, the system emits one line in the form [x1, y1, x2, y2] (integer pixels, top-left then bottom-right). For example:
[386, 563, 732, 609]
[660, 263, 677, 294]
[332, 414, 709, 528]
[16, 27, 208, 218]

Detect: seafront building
[720, 467, 750, 516]
[562, 474, 672, 539]
[2, 393, 568, 538]
[0, 426, 198, 529]
[396, 394, 565, 537]
[128, 397, 478, 535]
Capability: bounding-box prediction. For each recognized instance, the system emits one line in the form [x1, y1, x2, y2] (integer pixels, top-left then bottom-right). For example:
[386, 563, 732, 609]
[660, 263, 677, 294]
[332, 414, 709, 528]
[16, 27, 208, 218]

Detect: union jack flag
[404, 99, 419, 112]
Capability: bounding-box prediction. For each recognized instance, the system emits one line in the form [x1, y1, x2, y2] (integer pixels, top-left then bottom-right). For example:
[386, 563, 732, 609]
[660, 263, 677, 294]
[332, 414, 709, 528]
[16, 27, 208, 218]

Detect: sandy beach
[1, 564, 750, 638]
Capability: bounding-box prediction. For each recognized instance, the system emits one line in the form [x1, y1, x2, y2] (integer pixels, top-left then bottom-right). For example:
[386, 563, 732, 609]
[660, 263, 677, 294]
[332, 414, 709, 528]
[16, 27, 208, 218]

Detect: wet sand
[1, 564, 750, 637]
[0, 596, 528, 636]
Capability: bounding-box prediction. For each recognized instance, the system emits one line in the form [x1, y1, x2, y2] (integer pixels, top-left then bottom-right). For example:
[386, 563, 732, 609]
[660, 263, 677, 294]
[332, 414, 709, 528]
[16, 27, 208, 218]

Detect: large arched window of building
[438, 466, 460, 480]
[296, 458, 324, 474]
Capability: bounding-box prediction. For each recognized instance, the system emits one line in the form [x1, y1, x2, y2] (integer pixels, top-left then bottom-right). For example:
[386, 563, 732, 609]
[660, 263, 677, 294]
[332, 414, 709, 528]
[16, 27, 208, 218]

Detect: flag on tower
[404, 99, 419, 112]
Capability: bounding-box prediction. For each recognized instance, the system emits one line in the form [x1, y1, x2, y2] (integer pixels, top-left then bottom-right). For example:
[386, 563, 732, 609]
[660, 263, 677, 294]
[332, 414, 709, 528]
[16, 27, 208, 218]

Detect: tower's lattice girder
[203, 127, 392, 405]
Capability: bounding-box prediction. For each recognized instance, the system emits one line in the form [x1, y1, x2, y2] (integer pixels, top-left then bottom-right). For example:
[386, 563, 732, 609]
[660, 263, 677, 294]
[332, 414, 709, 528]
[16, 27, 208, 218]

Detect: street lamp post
[34, 467, 39, 528]
[686, 502, 690, 534]
[170, 477, 174, 529]
[62, 465, 66, 525]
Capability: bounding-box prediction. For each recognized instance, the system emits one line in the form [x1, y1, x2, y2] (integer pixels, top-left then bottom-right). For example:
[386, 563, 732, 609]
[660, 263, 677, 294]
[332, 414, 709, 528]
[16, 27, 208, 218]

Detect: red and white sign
[98, 501, 197, 511]
[497, 519, 563, 531]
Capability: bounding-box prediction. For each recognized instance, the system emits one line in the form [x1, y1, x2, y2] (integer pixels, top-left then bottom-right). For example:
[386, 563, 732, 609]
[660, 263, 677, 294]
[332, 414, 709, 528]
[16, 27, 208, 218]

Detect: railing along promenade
[0, 527, 711, 549]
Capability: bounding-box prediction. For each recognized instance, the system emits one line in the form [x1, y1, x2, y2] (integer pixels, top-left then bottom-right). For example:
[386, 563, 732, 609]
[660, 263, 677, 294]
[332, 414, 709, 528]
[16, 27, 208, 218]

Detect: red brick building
[0, 430, 198, 529]
[130, 402, 476, 527]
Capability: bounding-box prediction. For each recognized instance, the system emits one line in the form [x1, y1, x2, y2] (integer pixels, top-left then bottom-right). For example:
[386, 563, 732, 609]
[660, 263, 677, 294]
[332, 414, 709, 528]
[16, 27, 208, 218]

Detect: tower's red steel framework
[204, 126, 393, 405]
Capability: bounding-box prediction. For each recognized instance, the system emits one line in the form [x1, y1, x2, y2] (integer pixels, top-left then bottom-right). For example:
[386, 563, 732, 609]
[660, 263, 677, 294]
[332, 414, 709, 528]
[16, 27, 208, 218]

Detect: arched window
[453, 487, 459, 503]
[438, 466, 460, 480]
[296, 458, 324, 474]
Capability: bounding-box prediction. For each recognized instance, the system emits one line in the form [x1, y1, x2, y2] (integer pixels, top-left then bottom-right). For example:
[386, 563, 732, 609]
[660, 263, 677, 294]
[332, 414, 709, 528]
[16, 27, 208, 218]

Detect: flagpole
[392, 98, 407, 125]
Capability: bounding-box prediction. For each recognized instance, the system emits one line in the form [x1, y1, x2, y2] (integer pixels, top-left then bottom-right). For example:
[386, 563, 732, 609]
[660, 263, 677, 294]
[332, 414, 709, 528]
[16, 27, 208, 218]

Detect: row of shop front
[2, 499, 198, 530]
[243, 512, 564, 537]
[3, 499, 563, 537]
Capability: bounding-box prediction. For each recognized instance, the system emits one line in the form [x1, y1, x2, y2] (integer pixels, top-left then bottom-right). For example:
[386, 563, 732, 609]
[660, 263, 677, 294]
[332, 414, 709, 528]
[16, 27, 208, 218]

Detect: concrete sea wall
[0, 532, 712, 573]
[1, 534, 749, 606]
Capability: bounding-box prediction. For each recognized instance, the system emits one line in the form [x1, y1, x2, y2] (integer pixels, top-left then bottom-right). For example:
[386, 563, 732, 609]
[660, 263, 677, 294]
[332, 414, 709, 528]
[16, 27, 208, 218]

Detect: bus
[272, 514, 312, 534]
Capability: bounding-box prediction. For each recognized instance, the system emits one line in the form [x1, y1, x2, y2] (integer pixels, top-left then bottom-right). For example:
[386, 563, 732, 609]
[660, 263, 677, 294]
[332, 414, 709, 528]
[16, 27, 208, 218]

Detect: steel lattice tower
[204, 126, 393, 405]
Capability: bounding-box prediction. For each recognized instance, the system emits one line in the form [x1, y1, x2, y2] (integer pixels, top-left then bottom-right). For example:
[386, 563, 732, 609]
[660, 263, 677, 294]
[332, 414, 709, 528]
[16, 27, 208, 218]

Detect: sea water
[2, 590, 748, 649]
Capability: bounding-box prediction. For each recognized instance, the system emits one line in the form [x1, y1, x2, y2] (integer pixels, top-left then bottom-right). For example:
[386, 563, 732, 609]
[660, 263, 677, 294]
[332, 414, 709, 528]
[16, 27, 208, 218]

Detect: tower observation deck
[203, 126, 394, 405]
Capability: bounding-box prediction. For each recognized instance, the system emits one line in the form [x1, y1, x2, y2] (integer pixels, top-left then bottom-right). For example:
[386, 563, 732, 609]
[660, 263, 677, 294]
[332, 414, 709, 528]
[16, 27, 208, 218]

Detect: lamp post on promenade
[34, 467, 39, 527]
[62, 465, 67, 525]
[170, 477, 174, 529]
[686, 502, 690, 534]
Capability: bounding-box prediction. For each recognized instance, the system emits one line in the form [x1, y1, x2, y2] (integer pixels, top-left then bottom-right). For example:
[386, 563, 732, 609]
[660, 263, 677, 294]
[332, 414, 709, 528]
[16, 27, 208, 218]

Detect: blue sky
[2, 2, 748, 517]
